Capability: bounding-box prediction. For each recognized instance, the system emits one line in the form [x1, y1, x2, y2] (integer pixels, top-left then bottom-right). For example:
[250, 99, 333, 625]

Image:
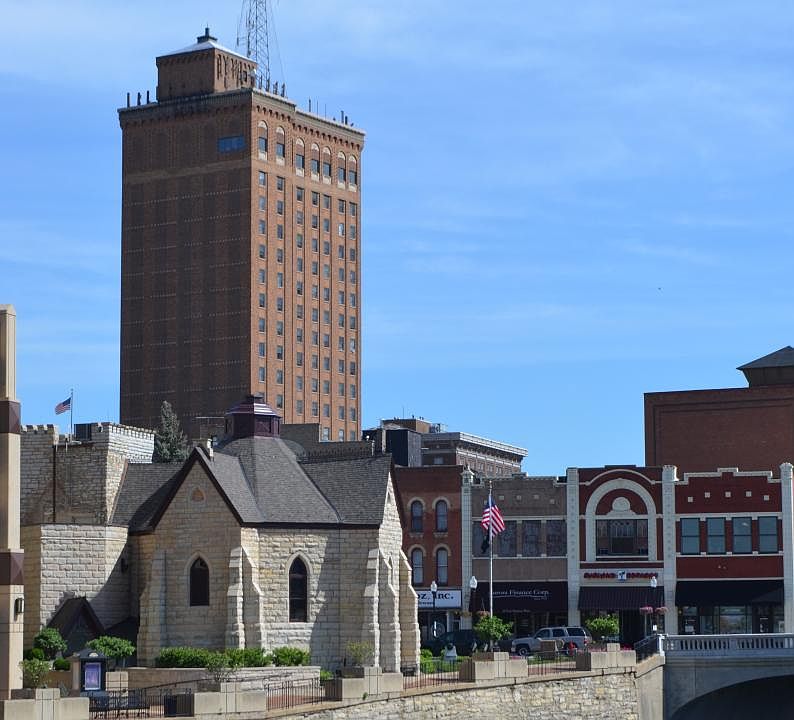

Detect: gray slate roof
[112, 462, 181, 526]
[120, 437, 392, 532]
[301, 454, 392, 525]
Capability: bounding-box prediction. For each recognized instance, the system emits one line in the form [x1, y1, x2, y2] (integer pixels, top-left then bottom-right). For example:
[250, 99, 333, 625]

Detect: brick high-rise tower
[119, 29, 364, 440]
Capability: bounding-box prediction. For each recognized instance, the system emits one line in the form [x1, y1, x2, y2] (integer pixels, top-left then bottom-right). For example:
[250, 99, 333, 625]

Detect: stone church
[20, 397, 419, 669]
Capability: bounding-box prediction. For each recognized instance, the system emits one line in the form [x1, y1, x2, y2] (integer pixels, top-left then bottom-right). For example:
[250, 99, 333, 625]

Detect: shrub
[24, 648, 45, 661]
[33, 628, 66, 660]
[52, 658, 72, 670]
[586, 614, 620, 643]
[419, 648, 434, 660]
[319, 669, 334, 681]
[271, 646, 310, 667]
[224, 647, 273, 668]
[204, 652, 235, 684]
[52, 658, 71, 672]
[345, 641, 374, 666]
[155, 647, 215, 668]
[87, 636, 135, 665]
[20, 658, 50, 688]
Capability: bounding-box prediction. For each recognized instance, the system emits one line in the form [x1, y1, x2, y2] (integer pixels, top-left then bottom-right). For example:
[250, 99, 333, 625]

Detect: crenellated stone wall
[20, 423, 154, 526]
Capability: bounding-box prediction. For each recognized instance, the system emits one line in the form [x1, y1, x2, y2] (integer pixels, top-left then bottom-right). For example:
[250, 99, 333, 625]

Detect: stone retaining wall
[126, 665, 320, 691]
[282, 669, 640, 720]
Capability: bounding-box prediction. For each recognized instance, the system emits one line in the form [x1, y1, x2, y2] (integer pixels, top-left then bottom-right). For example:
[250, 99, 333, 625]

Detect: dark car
[427, 629, 477, 656]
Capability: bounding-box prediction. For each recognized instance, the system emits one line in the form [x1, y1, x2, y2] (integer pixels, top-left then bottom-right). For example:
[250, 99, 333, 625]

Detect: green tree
[33, 628, 66, 660]
[153, 401, 188, 462]
[473, 614, 513, 649]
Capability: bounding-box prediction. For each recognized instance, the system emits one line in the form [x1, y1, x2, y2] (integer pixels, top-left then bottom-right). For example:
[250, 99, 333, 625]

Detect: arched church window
[289, 558, 308, 622]
[189, 557, 209, 606]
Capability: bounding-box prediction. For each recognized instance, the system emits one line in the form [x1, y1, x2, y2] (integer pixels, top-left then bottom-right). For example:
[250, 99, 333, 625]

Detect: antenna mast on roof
[237, 0, 284, 90]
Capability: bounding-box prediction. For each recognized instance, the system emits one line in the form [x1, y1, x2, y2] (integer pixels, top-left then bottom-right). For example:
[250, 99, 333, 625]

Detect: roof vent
[197, 27, 217, 43]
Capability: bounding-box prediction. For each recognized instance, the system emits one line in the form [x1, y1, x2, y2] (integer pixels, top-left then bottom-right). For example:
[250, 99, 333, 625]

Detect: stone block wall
[84, 423, 154, 463]
[286, 669, 640, 719]
[137, 463, 243, 663]
[20, 425, 59, 524]
[20, 524, 129, 646]
[257, 527, 345, 667]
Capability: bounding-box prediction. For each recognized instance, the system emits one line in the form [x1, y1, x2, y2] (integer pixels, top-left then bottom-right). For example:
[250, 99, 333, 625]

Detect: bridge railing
[664, 633, 794, 656]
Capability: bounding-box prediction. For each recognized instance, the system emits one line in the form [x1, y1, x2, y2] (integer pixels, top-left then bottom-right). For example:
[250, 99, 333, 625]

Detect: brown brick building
[119, 29, 364, 440]
[645, 347, 794, 474]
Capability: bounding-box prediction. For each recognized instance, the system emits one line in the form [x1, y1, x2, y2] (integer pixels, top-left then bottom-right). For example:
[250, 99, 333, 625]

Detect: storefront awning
[578, 585, 664, 611]
[675, 580, 782, 607]
[472, 582, 567, 613]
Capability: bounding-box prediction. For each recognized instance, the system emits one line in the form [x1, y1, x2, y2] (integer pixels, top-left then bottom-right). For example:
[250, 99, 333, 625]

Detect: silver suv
[510, 626, 592, 656]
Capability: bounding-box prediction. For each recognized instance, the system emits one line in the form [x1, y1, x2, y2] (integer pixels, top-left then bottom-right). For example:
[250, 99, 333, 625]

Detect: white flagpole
[69, 387, 74, 438]
[489, 478, 494, 648]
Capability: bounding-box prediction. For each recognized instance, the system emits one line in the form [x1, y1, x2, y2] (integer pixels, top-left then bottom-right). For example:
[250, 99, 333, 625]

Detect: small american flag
[481, 493, 505, 535]
[54, 396, 71, 415]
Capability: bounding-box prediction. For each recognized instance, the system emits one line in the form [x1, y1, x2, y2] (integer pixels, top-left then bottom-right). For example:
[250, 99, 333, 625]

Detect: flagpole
[489, 478, 494, 649]
[69, 387, 74, 438]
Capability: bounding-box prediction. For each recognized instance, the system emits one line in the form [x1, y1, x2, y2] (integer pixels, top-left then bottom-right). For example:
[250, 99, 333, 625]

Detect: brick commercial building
[393, 465, 463, 642]
[374, 418, 526, 476]
[645, 346, 794, 474]
[119, 29, 364, 440]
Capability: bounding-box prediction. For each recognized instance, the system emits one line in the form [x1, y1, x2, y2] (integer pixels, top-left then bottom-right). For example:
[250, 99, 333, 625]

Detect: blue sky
[2, 1, 794, 474]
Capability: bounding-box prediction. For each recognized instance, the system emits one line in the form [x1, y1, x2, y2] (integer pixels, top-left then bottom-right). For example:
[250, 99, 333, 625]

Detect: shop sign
[417, 589, 462, 609]
[583, 571, 658, 581]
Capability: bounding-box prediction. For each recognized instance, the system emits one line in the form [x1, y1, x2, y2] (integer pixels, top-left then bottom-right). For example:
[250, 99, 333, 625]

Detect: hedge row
[155, 646, 310, 669]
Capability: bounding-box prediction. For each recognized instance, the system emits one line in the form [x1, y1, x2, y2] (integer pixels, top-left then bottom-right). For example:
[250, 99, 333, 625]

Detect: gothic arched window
[189, 557, 209, 606]
[289, 558, 308, 622]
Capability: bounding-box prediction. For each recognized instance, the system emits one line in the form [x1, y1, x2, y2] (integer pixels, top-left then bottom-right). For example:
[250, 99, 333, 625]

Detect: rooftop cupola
[738, 346, 794, 387]
[224, 395, 281, 440]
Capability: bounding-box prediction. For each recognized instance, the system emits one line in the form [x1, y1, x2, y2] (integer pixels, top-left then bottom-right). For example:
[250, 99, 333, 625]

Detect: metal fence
[88, 688, 193, 718]
[403, 657, 462, 689]
[634, 633, 661, 662]
[265, 677, 331, 710]
[525, 650, 579, 676]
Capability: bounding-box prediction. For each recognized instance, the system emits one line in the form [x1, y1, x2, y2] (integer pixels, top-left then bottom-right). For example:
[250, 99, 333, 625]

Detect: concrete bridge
[662, 633, 794, 719]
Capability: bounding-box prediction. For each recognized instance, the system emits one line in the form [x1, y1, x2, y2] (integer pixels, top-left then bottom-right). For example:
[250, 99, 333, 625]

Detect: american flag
[481, 493, 505, 535]
[54, 396, 71, 415]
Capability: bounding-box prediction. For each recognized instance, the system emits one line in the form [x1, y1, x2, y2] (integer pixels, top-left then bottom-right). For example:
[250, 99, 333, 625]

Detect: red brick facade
[119, 33, 364, 439]
[645, 385, 794, 474]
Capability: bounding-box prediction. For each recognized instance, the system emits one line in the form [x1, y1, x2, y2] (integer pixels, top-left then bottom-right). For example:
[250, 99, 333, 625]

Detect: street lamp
[650, 576, 658, 634]
[430, 581, 438, 639]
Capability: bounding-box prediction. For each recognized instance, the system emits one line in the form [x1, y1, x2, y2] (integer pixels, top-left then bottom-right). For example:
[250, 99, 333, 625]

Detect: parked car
[427, 629, 478, 656]
[510, 626, 592, 656]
